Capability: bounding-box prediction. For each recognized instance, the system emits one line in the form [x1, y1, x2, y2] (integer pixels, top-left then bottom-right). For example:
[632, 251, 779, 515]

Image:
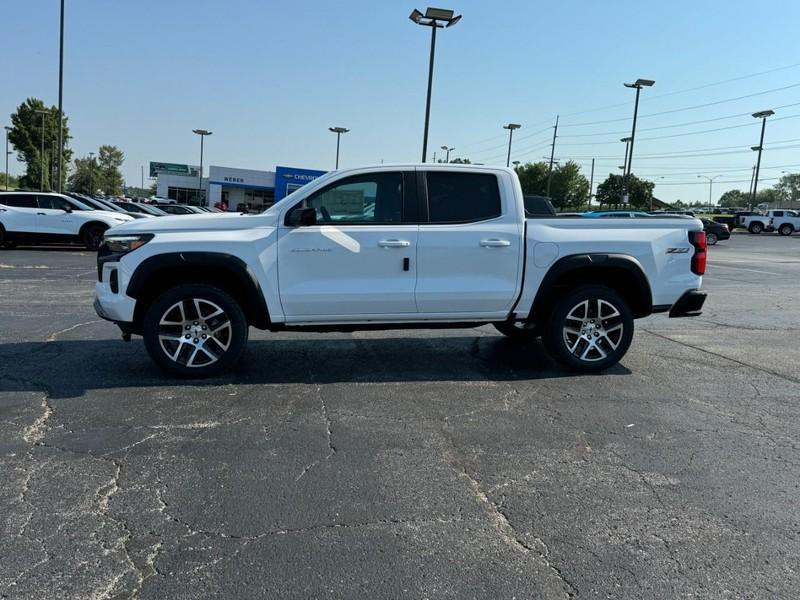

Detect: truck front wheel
[778, 224, 794, 236]
[142, 284, 248, 377]
[542, 285, 634, 373]
[748, 222, 763, 234]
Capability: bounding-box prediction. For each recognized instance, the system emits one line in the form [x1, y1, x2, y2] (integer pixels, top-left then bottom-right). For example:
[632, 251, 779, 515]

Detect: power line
[559, 83, 800, 128]
[558, 62, 800, 118]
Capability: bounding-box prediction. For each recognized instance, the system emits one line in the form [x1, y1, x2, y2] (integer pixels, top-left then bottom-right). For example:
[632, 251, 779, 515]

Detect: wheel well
[79, 221, 109, 237]
[530, 265, 652, 323]
[130, 265, 270, 334]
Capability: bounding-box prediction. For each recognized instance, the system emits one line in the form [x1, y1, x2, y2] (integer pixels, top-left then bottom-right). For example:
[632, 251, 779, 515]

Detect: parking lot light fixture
[409, 6, 462, 162]
[750, 110, 774, 203]
[623, 78, 654, 178]
[503, 123, 521, 167]
[697, 174, 721, 210]
[328, 127, 349, 169]
[192, 129, 212, 206]
[440, 145, 455, 163]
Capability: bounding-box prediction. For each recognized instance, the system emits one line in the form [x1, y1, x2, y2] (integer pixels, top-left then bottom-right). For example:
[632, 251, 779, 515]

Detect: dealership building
[152, 162, 326, 211]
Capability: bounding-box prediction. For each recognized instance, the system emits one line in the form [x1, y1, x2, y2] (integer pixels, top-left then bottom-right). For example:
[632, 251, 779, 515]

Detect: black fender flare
[527, 253, 653, 321]
[127, 252, 271, 329]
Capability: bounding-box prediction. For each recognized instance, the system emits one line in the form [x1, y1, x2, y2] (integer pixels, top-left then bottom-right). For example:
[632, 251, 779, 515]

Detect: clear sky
[3, 0, 800, 203]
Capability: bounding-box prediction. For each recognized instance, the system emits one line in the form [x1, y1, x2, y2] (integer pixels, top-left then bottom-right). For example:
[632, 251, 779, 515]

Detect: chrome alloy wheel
[562, 298, 624, 362]
[157, 298, 232, 367]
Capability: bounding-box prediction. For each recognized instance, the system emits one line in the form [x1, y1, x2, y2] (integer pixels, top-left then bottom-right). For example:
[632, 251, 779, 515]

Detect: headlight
[102, 234, 154, 254]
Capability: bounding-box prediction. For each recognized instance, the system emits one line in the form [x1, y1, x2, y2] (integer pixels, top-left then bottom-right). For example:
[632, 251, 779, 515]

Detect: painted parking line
[708, 263, 782, 276]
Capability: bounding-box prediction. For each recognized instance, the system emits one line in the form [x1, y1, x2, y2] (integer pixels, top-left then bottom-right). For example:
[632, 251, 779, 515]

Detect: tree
[718, 189, 749, 208]
[755, 187, 785, 206]
[67, 155, 100, 194]
[0, 173, 19, 190]
[7, 97, 72, 191]
[514, 161, 589, 210]
[776, 172, 800, 204]
[595, 173, 654, 209]
[97, 145, 125, 195]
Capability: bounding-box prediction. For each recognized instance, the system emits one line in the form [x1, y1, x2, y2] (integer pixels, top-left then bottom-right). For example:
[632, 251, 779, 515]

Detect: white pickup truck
[740, 209, 800, 234]
[769, 210, 800, 236]
[94, 165, 707, 377]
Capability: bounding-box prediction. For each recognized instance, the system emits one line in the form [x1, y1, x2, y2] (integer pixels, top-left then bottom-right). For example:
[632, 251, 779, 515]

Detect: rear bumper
[669, 290, 707, 318]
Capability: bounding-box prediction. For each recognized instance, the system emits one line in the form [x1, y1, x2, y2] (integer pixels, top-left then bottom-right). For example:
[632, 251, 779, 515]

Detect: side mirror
[63, 205, 72, 213]
[288, 206, 317, 227]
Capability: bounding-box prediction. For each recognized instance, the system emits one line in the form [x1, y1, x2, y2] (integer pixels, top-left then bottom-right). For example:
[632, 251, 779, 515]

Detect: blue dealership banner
[274, 166, 327, 202]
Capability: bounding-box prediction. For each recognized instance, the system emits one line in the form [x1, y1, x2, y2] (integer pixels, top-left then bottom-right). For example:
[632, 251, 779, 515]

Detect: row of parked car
[0, 191, 229, 250]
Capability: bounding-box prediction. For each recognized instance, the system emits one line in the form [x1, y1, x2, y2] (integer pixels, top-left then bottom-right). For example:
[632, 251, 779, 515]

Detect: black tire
[142, 284, 248, 378]
[0, 225, 5, 249]
[493, 320, 540, 340]
[778, 224, 794, 236]
[706, 232, 719, 245]
[542, 285, 634, 373]
[748, 222, 763, 234]
[81, 224, 107, 250]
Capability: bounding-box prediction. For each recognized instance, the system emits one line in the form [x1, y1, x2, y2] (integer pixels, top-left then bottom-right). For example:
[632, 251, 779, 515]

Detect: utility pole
[88, 151, 95, 195]
[140, 165, 144, 191]
[546, 115, 559, 197]
[587, 158, 595, 208]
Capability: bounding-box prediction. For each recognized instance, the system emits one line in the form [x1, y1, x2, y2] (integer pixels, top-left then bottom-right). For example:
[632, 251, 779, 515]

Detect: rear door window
[425, 172, 501, 224]
[0, 194, 37, 208]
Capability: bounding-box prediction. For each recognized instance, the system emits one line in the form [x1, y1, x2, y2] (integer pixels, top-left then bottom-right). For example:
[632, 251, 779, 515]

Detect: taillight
[689, 230, 707, 275]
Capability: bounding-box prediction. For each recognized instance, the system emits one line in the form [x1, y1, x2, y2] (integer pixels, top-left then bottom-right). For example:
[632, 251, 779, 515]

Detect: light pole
[697, 175, 721, 211]
[4, 126, 10, 191]
[57, 0, 64, 192]
[140, 165, 144, 192]
[503, 123, 521, 167]
[34, 109, 49, 191]
[620, 136, 631, 204]
[192, 129, 212, 206]
[750, 110, 774, 204]
[328, 127, 349, 169]
[88, 151, 95, 195]
[440, 145, 454, 163]
[623, 78, 655, 177]
[409, 7, 462, 162]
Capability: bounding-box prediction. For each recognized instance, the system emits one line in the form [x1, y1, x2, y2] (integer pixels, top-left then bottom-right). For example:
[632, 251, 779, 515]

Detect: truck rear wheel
[542, 285, 634, 373]
[493, 320, 540, 340]
[748, 222, 763, 234]
[142, 284, 248, 378]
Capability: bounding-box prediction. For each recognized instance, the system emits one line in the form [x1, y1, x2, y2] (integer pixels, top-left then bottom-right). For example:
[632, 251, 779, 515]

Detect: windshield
[65, 196, 93, 211]
[138, 203, 168, 216]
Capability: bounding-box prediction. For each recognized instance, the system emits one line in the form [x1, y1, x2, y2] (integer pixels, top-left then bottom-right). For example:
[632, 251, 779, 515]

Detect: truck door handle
[37, 212, 46, 215]
[480, 239, 511, 247]
[378, 239, 410, 248]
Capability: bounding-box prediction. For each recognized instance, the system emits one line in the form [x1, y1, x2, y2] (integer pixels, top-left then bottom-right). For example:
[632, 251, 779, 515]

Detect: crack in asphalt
[441, 423, 578, 599]
[642, 328, 800, 385]
[45, 319, 103, 343]
[294, 383, 337, 483]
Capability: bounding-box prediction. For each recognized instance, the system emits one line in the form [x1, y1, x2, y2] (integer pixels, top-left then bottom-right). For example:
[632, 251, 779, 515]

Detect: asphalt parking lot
[1, 232, 799, 599]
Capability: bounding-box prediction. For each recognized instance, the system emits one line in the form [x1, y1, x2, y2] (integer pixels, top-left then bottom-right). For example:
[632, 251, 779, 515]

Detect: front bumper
[669, 290, 707, 318]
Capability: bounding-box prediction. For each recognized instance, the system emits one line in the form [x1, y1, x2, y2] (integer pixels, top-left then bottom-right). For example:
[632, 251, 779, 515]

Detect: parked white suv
[94, 165, 707, 377]
[0, 192, 133, 249]
[769, 210, 800, 236]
